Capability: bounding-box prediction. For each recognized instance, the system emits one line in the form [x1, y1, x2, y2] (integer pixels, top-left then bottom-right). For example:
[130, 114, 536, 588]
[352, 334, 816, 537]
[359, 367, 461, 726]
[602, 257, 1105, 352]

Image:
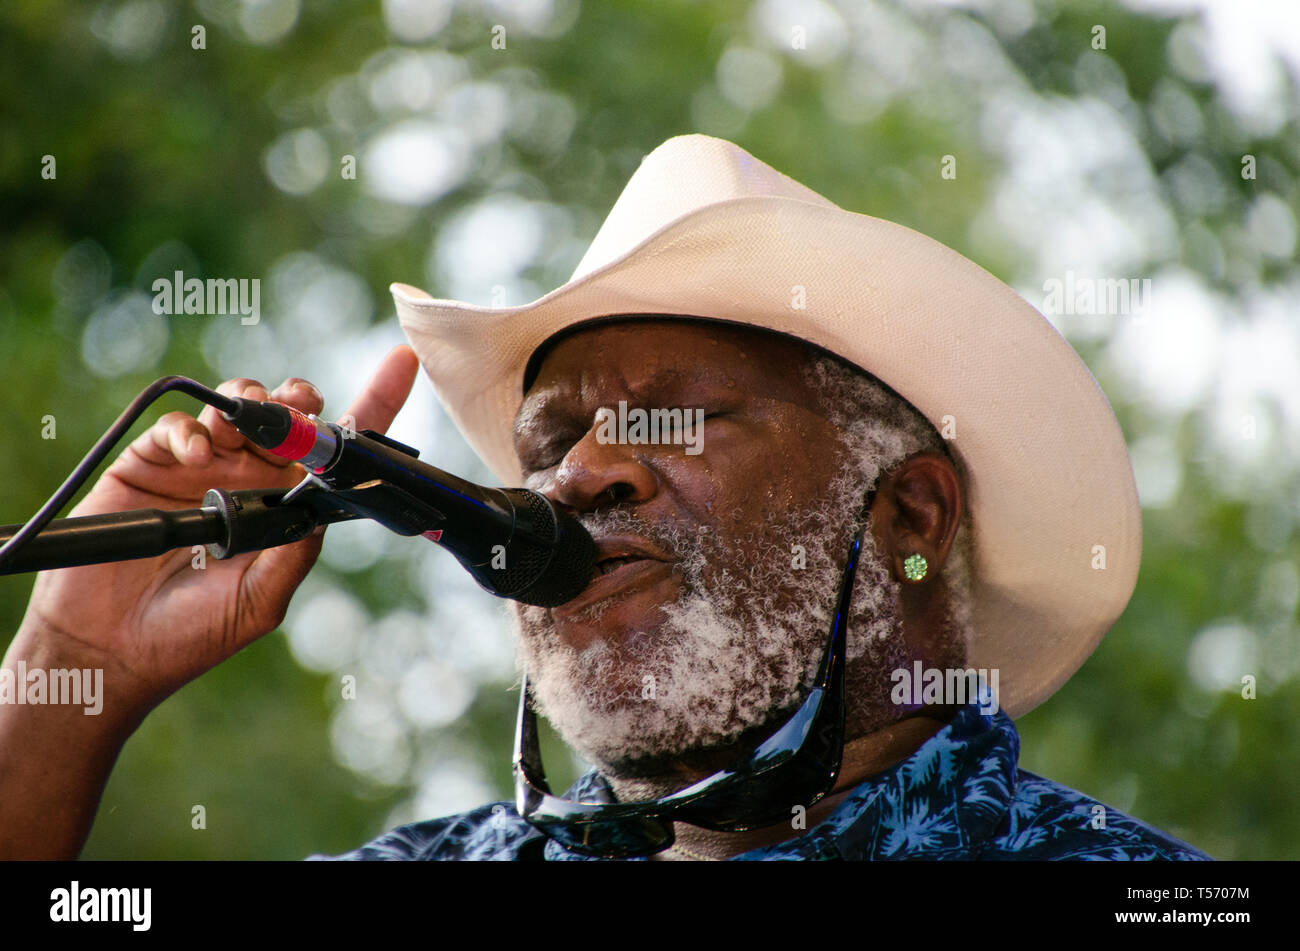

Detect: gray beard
[509, 474, 909, 794]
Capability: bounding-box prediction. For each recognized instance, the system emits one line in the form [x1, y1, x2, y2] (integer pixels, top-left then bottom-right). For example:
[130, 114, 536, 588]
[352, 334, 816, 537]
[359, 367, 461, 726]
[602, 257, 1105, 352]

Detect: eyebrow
[514, 385, 569, 439]
[512, 365, 745, 473]
[514, 364, 726, 432]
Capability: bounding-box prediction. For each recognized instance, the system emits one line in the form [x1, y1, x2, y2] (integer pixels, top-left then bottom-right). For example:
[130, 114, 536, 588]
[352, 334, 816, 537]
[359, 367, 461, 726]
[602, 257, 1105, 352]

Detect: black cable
[0, 376, 240, 572]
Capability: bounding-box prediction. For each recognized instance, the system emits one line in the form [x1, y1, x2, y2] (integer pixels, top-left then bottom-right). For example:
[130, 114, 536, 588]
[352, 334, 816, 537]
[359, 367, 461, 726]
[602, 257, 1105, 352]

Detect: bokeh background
[1, 0, 1297, 859]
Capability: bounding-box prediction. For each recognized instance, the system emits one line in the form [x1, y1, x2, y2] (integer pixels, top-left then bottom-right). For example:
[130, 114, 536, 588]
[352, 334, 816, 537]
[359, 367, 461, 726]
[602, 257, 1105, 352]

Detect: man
[0, 135, 1209, 861]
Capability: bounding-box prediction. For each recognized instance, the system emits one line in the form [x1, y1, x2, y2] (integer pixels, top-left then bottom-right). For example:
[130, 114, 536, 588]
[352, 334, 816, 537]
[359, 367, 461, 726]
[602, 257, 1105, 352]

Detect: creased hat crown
[572, 135, 838, 281]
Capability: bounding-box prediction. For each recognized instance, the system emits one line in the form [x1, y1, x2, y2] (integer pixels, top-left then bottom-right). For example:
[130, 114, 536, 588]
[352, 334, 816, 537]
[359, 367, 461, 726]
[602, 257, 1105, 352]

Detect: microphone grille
[507, 492, 596, 608]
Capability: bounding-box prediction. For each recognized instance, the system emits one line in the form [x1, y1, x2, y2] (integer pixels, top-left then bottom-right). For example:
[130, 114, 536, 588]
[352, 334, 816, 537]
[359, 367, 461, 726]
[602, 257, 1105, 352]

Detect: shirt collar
[542, 702, 1019, 861]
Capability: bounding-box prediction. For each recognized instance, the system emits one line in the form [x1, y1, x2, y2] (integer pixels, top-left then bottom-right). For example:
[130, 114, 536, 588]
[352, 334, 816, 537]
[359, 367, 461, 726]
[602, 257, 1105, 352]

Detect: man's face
[510, 320, 904, 782]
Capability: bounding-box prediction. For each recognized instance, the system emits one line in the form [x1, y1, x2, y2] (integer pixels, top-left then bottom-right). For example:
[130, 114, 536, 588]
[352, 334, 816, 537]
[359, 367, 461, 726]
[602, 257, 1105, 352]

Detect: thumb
[341, 345, 420, 436]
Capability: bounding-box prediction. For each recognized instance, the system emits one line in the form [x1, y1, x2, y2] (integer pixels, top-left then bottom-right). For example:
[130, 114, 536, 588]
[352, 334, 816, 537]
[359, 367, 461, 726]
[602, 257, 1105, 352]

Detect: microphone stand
[0, 481, 443, 576]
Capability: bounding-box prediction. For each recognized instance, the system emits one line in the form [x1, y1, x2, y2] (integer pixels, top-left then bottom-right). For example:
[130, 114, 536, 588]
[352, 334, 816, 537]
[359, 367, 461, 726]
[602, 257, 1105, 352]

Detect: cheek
[637, 408, 845, 553]
[658, 434, 842, 586]
[649, 449, 723, 518]
[698, 418, 842, 526]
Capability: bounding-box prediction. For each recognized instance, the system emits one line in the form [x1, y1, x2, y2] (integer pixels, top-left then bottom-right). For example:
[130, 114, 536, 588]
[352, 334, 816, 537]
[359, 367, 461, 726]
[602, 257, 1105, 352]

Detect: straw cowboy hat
[389, 133, 1142, 720]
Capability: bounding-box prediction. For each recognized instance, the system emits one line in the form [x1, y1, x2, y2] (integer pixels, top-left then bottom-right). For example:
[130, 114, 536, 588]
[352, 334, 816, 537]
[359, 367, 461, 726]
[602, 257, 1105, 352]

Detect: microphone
[221, 397, 596, 608]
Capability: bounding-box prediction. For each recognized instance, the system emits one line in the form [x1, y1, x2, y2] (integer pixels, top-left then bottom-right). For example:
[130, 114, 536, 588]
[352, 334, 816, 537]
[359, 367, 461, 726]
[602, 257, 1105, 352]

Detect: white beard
[509, 470, 907, 779]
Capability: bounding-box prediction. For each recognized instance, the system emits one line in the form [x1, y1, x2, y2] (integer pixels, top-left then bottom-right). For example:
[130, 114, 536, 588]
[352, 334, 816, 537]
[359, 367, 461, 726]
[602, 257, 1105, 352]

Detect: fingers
[196, 377, 324, 452]
[196, 379, 268, 452]
[129, 411, 212, 467]
[119, 376, 328, 481]
[271, 377, 325, 415]
[121, 356, 405, 480]
[342, 345, 420, 436]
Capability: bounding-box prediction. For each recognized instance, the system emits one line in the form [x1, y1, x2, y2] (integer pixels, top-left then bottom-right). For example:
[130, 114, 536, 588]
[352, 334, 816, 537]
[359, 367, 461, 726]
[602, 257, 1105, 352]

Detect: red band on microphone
[270, 405, 317, 461]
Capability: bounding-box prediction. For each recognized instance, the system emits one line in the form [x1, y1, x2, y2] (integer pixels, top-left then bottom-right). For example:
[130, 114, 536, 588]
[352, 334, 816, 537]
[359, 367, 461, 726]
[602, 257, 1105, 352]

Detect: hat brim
[392, 195, 1142, 719]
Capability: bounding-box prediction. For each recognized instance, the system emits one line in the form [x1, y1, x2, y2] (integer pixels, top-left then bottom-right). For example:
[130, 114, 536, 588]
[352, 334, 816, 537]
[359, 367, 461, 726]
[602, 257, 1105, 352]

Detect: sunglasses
[511, 487, 877, 858]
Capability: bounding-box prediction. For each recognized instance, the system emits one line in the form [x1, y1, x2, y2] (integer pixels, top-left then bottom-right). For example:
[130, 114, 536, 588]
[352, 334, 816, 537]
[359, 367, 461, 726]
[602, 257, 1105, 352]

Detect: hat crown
[571, 134, 840, 282]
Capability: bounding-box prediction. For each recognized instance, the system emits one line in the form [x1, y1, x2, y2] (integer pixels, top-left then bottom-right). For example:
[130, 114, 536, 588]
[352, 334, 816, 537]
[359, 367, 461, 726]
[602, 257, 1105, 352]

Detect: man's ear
[870, 452, 963, 584]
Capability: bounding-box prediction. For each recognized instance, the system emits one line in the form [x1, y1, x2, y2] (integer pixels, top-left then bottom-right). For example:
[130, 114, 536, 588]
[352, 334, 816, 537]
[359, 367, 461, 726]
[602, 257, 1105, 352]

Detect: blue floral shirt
[310, 703, 1211, 861]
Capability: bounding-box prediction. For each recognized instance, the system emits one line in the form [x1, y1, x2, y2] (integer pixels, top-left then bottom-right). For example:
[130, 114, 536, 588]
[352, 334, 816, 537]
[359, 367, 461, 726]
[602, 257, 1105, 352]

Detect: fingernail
[187, 434, 205, 457]
[294, 380, 323, 402]
[245, 384, 269, 401]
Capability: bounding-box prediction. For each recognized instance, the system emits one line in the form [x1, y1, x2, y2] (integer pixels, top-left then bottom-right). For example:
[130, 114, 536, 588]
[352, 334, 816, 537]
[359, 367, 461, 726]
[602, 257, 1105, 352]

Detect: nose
[537, 426, 658, 515]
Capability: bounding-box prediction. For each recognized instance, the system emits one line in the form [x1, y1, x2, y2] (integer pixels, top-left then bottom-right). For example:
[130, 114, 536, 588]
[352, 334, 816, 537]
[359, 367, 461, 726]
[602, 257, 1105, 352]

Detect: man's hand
[0, 345, 420, 858]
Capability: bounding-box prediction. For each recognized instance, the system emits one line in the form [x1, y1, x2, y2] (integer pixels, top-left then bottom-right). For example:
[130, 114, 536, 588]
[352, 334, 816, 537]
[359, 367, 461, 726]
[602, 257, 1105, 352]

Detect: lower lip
[552, 558, 674, 618]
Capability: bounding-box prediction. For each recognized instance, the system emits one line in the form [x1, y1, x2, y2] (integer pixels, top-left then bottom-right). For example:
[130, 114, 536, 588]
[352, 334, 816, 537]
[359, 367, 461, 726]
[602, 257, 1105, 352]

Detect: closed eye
[518, 411, 729, 474]
[520, 432, 584, 475]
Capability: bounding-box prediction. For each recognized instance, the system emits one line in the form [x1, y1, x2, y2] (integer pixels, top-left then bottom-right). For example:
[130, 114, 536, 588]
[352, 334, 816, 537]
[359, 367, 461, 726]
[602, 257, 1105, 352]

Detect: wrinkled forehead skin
[511, 317, 848, 495]
[520, 314, 830, 398]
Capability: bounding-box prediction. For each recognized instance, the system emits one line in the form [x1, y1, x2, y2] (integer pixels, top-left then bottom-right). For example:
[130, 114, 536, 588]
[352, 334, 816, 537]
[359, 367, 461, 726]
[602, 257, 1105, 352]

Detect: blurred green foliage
[1, 0, 1296, 859]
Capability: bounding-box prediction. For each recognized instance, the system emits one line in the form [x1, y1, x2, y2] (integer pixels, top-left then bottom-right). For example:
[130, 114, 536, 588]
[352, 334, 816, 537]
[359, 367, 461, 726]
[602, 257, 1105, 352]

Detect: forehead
[520, 318, 817, 407]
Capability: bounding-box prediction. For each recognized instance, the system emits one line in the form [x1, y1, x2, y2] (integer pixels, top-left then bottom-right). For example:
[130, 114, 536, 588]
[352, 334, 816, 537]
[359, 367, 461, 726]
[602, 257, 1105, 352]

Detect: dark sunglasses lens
[673, 690, 844, 831]
[674, 757, 839, 831]
[530, 813, 675, 858]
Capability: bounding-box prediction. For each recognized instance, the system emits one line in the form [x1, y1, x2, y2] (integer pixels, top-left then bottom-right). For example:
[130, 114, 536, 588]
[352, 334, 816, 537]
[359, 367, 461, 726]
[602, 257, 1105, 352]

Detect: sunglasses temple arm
[812, 486, 875, 686]
[513, 673, 554, 795]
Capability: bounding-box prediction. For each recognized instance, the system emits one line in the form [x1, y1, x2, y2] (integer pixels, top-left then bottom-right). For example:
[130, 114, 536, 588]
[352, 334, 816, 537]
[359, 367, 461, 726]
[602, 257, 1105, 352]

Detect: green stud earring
[903, 553, 929, 582]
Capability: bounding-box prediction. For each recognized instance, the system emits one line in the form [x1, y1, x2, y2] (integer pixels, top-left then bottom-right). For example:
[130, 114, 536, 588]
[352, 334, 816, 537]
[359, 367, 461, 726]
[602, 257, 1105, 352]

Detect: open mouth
[594, 555, 642, 576]
[550, 533, 679, 619]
